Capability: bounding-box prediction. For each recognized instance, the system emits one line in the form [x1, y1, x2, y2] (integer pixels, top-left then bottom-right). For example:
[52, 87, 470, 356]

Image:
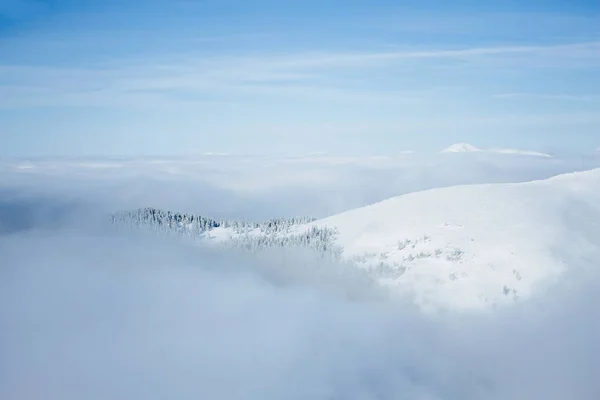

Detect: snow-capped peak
[441, 143, 481, 153]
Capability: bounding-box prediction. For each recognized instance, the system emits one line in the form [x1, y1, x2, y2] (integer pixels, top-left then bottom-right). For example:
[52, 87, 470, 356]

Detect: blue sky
[1, 0, 599, 156]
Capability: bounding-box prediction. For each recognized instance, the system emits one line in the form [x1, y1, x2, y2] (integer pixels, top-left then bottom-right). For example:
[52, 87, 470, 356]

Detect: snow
[441, 143, 481, 153]
[301, 168, 600, 311]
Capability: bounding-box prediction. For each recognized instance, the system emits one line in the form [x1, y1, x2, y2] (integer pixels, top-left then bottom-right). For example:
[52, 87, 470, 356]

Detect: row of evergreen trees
[227, 225, 342, 258]
[110, 207, 340, 256]
[111, 207, 315, 235]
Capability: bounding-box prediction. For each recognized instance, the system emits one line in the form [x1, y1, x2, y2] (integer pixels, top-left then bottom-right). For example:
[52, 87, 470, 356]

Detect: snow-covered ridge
[111, 169, 600, 311]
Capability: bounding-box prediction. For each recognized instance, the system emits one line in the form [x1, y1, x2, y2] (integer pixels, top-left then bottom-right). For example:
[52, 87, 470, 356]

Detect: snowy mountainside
[299, 169, 600, 310]
[111, 169, 600, 311]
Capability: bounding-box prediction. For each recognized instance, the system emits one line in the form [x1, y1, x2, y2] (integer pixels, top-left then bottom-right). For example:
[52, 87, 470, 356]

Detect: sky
[0, 0, 599, 156]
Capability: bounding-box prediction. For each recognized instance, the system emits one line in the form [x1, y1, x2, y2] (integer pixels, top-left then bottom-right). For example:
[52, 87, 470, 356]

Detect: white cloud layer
[1, 155, 600, 399]
[2, 153, 599, 219]
[1, 211, 600, 399]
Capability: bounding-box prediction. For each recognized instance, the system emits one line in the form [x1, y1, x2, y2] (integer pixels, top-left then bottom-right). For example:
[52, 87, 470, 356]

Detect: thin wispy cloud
[494, 93, 600, 101]
[278, 41, 600, 67]
[1, 41, 600, 109]
[381, 12, 600, 38]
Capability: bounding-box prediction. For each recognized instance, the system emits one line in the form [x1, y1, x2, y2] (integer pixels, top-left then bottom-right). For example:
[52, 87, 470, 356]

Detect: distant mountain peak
[441, 143, 481, 153]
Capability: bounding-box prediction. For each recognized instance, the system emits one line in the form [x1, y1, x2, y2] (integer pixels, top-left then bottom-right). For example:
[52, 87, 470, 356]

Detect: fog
[2, 152, 599, 219]
[1, 155, 600, 399]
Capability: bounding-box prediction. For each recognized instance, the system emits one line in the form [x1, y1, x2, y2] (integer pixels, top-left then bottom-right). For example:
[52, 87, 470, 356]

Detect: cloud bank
[1, 156, 599, 399]
[1, 216, 599, 400]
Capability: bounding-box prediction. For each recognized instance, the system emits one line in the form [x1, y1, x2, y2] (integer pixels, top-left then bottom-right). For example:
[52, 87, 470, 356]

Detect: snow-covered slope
[441, 143, 481, 153]
[111, 169, 600, 312]
[295, 169, 600, 310]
